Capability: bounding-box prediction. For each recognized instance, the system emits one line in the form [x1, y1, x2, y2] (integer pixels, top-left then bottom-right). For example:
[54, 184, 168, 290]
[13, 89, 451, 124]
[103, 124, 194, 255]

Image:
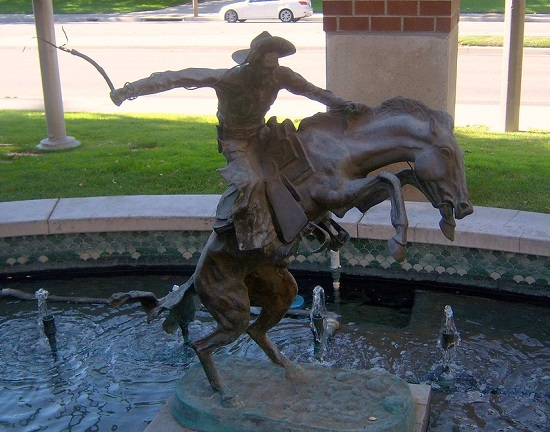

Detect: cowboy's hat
[232, 31, 296, 65]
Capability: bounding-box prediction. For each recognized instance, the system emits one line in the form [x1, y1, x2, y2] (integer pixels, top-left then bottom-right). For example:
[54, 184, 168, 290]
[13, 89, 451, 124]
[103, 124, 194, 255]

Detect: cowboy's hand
[340, 101, 367, 113]
[330, 100, 361, 113]
[110, 88, 126, 107]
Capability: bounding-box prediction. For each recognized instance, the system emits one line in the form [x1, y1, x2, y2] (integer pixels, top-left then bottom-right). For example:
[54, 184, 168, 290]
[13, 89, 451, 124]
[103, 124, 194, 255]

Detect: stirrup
[300, 221, 331, 253]
[324, 218, 351, 250]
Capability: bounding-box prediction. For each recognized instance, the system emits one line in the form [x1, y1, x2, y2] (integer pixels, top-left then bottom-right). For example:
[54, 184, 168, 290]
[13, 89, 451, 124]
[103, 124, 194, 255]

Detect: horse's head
[412, 118, 473, 240]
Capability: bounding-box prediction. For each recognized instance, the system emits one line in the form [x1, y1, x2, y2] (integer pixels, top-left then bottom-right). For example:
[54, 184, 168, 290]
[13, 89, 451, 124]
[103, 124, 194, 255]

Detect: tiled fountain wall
[1, 196, 548, 298]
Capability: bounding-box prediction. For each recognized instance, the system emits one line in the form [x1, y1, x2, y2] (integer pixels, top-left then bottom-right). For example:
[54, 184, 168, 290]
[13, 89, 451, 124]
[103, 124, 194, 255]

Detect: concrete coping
[0, 195, 548, 257]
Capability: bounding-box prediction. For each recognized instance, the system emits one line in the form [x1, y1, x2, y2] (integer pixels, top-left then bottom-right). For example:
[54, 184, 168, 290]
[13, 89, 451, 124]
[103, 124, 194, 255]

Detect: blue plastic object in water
[290, 294, 304, 309]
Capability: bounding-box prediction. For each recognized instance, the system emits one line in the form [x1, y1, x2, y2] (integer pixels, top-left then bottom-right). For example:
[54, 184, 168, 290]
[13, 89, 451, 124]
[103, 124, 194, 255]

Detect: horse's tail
[161, 274, 201, 344]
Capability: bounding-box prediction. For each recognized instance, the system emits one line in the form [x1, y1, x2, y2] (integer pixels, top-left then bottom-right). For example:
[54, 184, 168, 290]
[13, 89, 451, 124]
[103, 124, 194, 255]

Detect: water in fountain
[1, 272, 549, 431]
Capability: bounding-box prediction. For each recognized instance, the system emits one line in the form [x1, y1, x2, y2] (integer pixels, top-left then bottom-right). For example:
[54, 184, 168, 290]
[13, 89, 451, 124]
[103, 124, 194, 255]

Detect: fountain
[1, 272, 548, 431]
[7, 25, 549, 431]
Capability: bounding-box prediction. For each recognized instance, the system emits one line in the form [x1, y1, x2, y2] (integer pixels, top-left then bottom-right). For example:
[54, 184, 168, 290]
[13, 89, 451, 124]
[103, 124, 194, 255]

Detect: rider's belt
[217, 123, 265, 140]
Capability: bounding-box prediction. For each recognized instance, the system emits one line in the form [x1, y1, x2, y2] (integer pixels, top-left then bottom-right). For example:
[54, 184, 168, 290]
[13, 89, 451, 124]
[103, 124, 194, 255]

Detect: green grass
[461, 0, 550, 14]
[459, 36, 550, 48]
[455, 127, 550, 213]
[312, 0, 322, 13]
[0, 0, 186, 14]
[1, 111, 549, 214]
[0, 111, 226, 199]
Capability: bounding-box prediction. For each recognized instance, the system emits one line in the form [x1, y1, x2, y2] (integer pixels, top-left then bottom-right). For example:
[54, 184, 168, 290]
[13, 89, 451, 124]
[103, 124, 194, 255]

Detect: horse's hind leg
[246, 266, 308, 382]
[191, 234, 250, 408]
[191, 290, 250, 407]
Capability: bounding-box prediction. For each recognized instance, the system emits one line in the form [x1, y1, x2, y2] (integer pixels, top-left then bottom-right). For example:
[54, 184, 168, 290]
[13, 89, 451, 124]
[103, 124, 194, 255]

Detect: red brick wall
[323, 0, 461, 33]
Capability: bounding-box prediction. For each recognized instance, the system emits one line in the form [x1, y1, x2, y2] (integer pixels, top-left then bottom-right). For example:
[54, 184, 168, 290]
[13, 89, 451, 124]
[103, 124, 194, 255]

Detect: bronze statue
[110, 31, 355, 252]
[109, 33, 473, 409]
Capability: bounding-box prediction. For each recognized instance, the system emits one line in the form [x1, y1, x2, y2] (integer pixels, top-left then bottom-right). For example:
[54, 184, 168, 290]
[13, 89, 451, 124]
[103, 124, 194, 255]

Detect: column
[33, 0, 80, 150]
[324, 0, 460, 115]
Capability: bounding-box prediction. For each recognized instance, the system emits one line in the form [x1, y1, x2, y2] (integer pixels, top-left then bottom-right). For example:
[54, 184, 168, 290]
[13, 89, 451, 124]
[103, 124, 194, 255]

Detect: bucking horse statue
[110, 96, 473, 408]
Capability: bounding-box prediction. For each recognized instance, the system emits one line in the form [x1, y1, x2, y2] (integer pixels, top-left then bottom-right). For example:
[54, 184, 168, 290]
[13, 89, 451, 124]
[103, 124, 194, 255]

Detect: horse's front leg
[313, 171, 408, 261]
[377, 172, 408, 261]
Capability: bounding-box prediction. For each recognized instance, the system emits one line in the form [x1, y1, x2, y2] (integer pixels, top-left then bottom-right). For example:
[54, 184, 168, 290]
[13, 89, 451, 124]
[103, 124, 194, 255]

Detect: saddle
[262, 117, 349, 250]
[261, 117, 310, 242]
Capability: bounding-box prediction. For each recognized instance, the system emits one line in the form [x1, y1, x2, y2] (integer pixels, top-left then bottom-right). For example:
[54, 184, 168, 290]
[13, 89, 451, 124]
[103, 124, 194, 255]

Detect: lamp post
[33, 0, 80, 150]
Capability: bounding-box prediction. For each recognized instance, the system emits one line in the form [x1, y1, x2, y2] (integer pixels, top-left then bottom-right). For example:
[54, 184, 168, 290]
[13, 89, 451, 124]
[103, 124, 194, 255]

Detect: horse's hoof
[439, 218, 456, 241]
[221, 394, 244, 409]
[388, 238, 406, 262]
[285, 364, 311, 384]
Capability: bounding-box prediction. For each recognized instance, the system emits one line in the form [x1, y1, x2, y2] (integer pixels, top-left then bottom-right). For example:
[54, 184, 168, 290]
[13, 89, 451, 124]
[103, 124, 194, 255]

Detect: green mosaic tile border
[0, 231, 210, 274]
[1, 232, 549, 297]
[289, 239, 550, 297]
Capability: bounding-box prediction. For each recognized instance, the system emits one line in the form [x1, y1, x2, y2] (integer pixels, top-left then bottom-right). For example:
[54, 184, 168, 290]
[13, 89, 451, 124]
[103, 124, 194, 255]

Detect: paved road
[0, 6, 548, 130]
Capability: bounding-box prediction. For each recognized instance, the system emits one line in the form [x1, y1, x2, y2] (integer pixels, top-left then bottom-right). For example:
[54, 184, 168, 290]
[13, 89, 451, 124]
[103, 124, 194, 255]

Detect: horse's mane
[373, 96, 455, 130]
[297, 96, 454, 134]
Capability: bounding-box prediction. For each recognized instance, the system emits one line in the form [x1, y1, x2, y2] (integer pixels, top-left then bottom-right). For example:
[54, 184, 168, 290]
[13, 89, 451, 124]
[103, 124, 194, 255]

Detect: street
[0, 20, 548, 128]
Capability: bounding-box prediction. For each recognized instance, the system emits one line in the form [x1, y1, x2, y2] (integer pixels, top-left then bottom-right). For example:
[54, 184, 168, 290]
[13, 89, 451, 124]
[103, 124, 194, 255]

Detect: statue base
[166, 356, 420, 432]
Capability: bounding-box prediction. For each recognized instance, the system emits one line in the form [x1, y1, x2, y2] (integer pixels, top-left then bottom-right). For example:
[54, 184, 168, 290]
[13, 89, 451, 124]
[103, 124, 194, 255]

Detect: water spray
[310, 286, 339, 359]
[437, 305, 460, 372]
[35, 288, 57, 354]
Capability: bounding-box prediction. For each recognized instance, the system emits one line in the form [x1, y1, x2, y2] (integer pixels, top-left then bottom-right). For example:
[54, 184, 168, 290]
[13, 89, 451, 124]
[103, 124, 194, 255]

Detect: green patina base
[172, 356, 415, 432]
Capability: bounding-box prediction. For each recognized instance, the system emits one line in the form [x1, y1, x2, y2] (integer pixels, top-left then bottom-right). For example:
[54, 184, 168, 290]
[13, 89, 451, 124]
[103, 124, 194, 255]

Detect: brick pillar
[324, 0, 460, 201]
[324, 0, 460, 114]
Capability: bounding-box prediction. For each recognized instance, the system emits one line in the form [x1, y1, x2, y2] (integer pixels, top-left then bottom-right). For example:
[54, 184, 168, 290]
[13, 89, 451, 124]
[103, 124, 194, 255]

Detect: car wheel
[279, 9, 294, 23]
[224, 10, 238, 23]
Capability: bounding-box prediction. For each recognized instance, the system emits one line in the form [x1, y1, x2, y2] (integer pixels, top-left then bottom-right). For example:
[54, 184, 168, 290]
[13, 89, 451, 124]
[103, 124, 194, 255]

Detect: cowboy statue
[110, 31, 354, 252]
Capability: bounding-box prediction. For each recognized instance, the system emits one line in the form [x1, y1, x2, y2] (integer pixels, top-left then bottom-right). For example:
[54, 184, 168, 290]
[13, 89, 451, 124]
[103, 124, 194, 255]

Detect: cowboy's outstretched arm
[277, 66, 360, 110]
[110, 68, 226, 106]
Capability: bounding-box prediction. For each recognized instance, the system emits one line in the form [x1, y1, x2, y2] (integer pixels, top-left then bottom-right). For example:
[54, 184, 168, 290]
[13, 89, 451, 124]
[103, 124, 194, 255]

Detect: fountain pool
[1, 271, 548, 431]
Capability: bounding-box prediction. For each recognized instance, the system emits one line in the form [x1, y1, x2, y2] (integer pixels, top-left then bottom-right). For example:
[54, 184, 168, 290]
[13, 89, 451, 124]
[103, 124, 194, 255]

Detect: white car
[220, 0, 313, 23]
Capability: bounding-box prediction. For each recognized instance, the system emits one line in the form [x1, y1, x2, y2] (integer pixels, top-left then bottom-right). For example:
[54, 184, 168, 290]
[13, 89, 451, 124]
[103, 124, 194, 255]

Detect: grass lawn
[0, 1, 185, 14]
[1, 0, 549, 14]
[459, 36, 550, 48]
[461, 0, 550, 14]
[0, 111, 226, 199]
[0, 111, 549, 214]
